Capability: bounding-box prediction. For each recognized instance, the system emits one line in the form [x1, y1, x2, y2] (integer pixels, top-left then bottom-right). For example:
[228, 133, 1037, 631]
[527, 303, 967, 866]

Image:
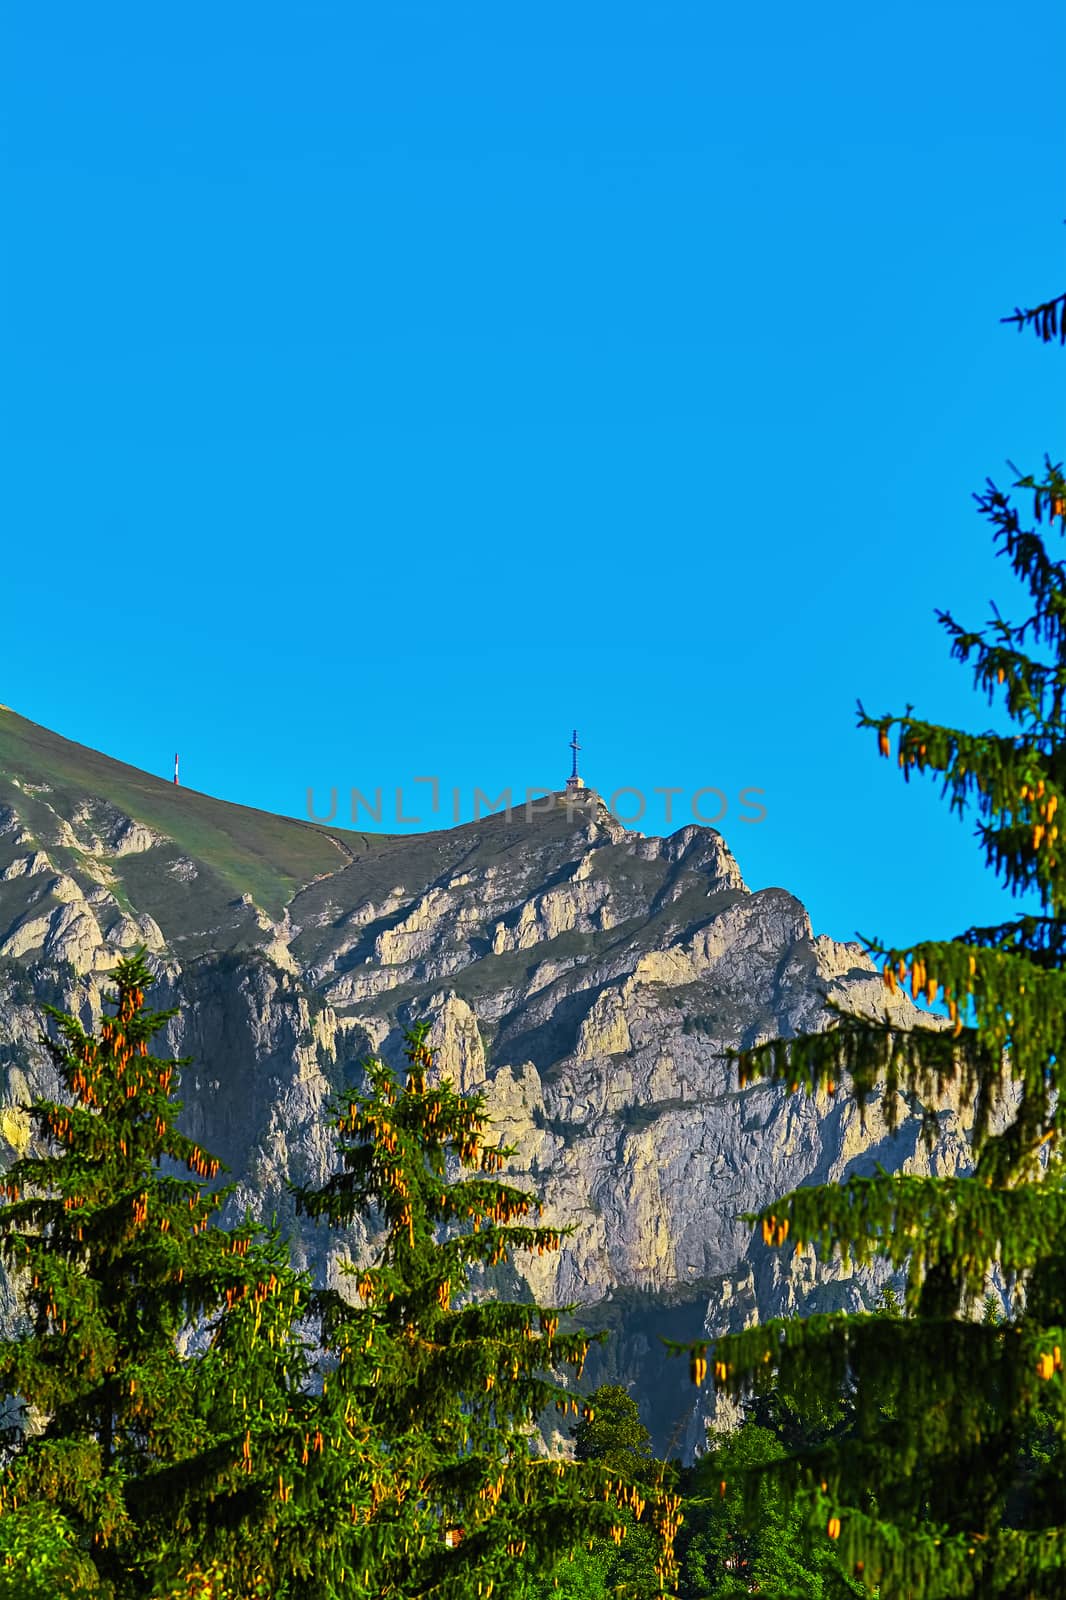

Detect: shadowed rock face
[0, 709, 1009, 1457]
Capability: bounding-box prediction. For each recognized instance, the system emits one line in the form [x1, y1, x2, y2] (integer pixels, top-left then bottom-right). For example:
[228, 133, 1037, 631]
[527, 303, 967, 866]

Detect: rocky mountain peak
[0, 707, 1004, 1456]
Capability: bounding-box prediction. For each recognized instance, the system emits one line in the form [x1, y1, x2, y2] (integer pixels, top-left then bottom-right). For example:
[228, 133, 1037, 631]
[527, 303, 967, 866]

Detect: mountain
[0, 706, 1006, 1458]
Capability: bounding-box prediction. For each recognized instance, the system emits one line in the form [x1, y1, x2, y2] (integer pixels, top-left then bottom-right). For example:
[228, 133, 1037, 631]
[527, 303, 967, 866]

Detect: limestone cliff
[0, 708, 1007, 1458]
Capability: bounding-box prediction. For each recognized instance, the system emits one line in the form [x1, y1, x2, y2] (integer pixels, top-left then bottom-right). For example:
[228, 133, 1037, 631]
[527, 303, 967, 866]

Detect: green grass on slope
[0, 707, 390, 920]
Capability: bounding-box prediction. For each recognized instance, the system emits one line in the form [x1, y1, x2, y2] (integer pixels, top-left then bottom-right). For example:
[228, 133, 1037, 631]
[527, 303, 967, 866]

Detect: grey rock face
[0, 742, 1001, 1458]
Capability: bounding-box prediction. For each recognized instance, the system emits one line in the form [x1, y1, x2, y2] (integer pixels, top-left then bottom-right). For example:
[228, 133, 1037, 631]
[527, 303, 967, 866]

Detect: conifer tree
[670, 285, 1066, 1598]
[290, 1022, 684, 1600]
[566, 1386, 663, 1599]
[0, 952, 318, 1598]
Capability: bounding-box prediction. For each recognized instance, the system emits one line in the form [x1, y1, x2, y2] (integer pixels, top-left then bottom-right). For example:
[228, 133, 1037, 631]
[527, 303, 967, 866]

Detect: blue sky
[3, 1, 1063, 952]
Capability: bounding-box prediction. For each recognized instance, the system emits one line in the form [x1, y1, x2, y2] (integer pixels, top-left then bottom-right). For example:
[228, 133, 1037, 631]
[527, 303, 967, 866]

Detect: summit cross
[565, 729, 584, 791]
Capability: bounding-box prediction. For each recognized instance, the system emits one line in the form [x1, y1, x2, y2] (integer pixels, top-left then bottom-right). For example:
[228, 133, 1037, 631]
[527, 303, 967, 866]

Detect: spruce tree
[0, 951, 316, 1598]
[290, 1022, 684, 1600]
[566, 1386, 663, 1599]
[670, 285, 1066, 1598]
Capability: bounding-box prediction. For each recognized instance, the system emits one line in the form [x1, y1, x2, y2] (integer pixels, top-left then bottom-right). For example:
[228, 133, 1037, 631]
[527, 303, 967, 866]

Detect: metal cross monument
[565, 729, 585, 791]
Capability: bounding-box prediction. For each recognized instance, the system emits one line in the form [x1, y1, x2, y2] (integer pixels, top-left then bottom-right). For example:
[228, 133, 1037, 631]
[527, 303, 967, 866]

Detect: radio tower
[173, 753, 180, 786]
[565, 729, 584, 791]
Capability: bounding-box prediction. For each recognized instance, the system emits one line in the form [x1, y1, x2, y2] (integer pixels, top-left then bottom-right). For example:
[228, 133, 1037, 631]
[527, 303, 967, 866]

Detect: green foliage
[878, 1285, 902, 1319]
[288, 1025, 683, 1598]
[512, 1538, 614, 1600]
[0, 965, 688, 1597]
[558, 1385, 662, 1599]
[0, 1500, 105, 1597]
[520, 1383, 871, 1600]
[0, 951, 316, 1596]
[667, 281, 1066, 1598]
[571, 1385, 653, 1477]
[514, 1510, 667, 1600]
[677, 1421, 867, 1599]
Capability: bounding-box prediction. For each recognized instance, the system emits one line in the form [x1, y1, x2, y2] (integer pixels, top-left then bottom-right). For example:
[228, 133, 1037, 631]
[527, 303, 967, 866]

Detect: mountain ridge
[0, 706, 1006, 1457]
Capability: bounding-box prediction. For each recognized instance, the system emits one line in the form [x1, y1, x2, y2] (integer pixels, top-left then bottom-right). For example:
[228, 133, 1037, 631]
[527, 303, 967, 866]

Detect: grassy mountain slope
[0, 705, 395, 921]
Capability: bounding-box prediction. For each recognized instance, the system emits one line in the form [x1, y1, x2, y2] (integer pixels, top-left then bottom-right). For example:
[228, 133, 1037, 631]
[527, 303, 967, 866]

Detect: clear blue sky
[3, 1, 1064, 952]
